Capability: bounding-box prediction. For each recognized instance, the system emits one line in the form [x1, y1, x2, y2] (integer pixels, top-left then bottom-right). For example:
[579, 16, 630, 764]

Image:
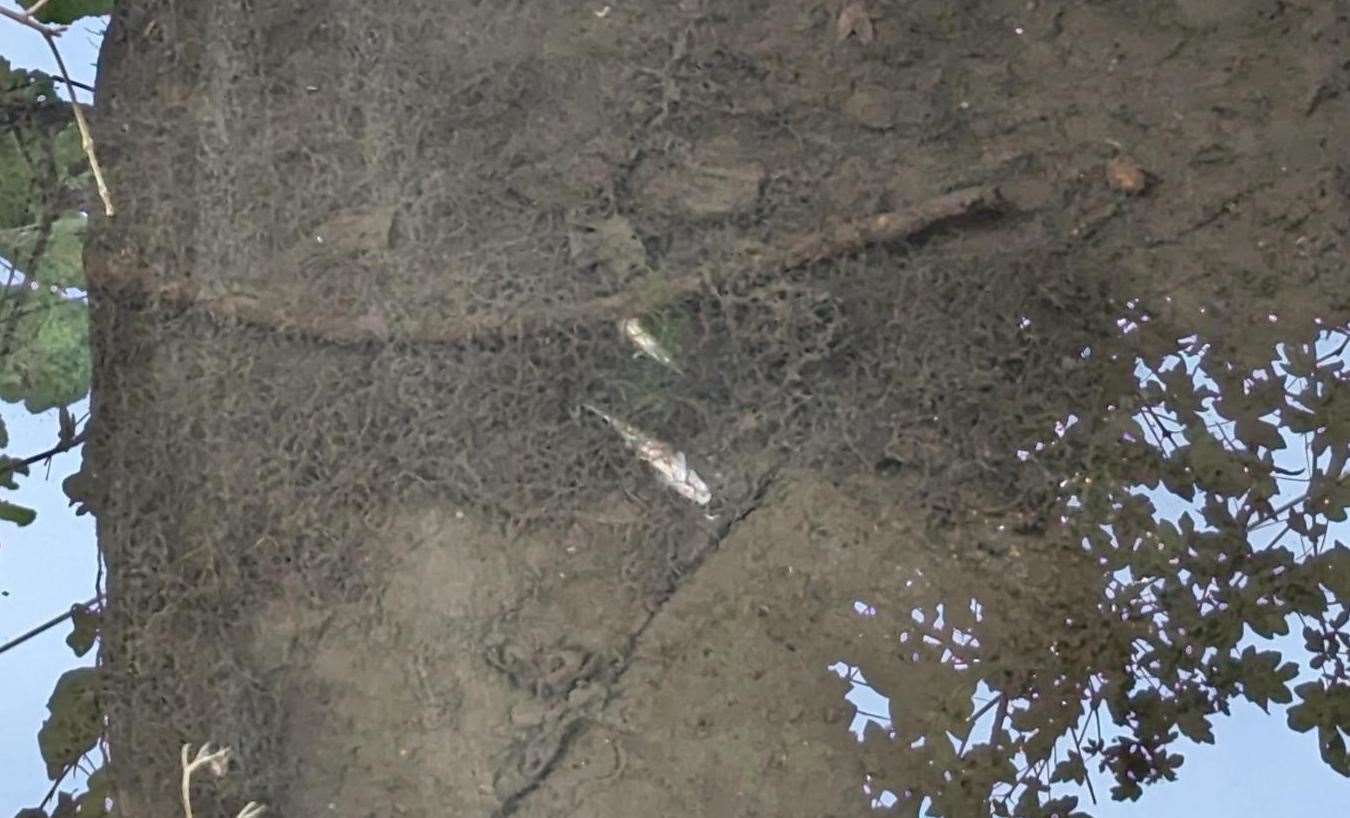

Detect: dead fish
[619, 318, 683, 374]
[581, 403, 711, 506]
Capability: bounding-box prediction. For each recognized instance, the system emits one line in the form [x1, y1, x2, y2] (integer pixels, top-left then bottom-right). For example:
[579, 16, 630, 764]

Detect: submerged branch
[95, 186, 1004, 347]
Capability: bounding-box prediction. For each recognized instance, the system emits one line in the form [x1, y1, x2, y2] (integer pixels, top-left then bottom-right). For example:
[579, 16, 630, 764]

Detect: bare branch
[0, 4, 66, 37]
[0, 426, 88, 479]
[181, 743, 267, 818]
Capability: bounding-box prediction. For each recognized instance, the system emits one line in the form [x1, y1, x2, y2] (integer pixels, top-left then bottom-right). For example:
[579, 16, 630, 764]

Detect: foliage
[17, 0, 112, 27]
[0, 452, 36, 525]
[857, 326, 1350, 816]
[65, 602, 99, 657]
[0, 56, 93, 531]
[0, 47, 106, 818]
[0, 56, 94, 388]
[2, 212, 89, 290]
[37, 666, 103, 780]
[0, 291, 91, 411]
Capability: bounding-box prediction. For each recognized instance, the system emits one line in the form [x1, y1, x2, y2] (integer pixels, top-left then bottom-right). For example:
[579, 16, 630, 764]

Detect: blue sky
[0, 5, 102, 90]
[1, 5, 1347, 816]
[0, 399, 97, 810]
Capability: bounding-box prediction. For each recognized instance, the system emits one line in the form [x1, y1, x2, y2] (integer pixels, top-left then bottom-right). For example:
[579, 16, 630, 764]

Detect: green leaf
[1281, 578, 1328, 617]
[1286, 680, 1348, 754]
[1284, 407, 1322, 434]
[1050, 752, 1087, 784]
[65, 604, 98, 657]
[0, 294, 90, 412]
[58, 407, 76, 446]
[19, 0, 113, 25]
[50, 124, 88, 180]
[1319, 726, 1349, 777]
[49, 793, 75, 818]
[1244, 598, 1291, 640]
[1282, 343, 1317, 378]
[1110, 779, 1144, 802]
[1315, 544, 1350, 600]
[61, 467, 96, 516]
[0, 416, 7, 447]
[1234, 415, 1285, 453]
[0, 133, 39, 230]
[1287, 702, 1319, 733]
[1175, 708, 1215, 744]
[0, 500, 38, 526]
[1237, 647, 1297, 711]
[0, 74, 76, 232]
[75, 766, 111, 817]
[0, 213, 89, 289]
[37, 667, 102, 780]
[0, 456, 29, 489]
[1185, 435, 1250, 496]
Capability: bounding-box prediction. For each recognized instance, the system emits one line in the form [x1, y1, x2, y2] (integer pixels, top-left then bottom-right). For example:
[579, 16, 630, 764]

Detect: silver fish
[582, 404, 711, 506]
[619, 318, 683, 374]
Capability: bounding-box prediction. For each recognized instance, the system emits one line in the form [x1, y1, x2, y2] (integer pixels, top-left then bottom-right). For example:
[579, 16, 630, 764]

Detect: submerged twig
[778, 185, 1003, 269]
[102, 185, 1004, 345]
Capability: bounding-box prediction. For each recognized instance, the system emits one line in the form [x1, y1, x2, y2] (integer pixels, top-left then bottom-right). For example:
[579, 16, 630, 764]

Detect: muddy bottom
[89, 0, 1348, 816]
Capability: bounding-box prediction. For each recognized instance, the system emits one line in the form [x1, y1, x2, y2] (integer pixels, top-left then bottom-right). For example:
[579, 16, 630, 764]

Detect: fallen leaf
[354, 307, 390, 337]
[313, 205, 396, 253]
[567, 214, 649, 275]
[1106, 157, 1149, 195]
[843, 84, 894, 130]
[836, 2, 875, 44]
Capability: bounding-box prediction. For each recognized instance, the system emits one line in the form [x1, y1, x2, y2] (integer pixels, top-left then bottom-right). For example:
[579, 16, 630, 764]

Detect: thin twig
[0, 427, 88, 479]
[1246, 491, 1308, 532]
[0, 4, 65, 36]
[957, 694, 1005, 756]
[60, 76, 97, 94]
[181, 744, 267, 818]
[38, 761, 75, 811]
[1316, 332, 1349, 365]
[26, 0, 56, 17]
[1069, 723, 1098, 805]
[41, 31, 114, 216]
[181, 744, 228, 818]
[990, 694, 1009, 747]
[0, 127, 57, 361]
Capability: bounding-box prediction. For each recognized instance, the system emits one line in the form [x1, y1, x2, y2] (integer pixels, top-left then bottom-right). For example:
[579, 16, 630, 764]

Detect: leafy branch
[1, 0, 113, 216]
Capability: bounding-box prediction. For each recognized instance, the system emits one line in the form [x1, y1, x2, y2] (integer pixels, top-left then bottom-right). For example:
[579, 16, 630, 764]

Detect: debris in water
[836, 2, 875, 44]
[582, 403, 711, 506]
[1106, 157, 1149, 195]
